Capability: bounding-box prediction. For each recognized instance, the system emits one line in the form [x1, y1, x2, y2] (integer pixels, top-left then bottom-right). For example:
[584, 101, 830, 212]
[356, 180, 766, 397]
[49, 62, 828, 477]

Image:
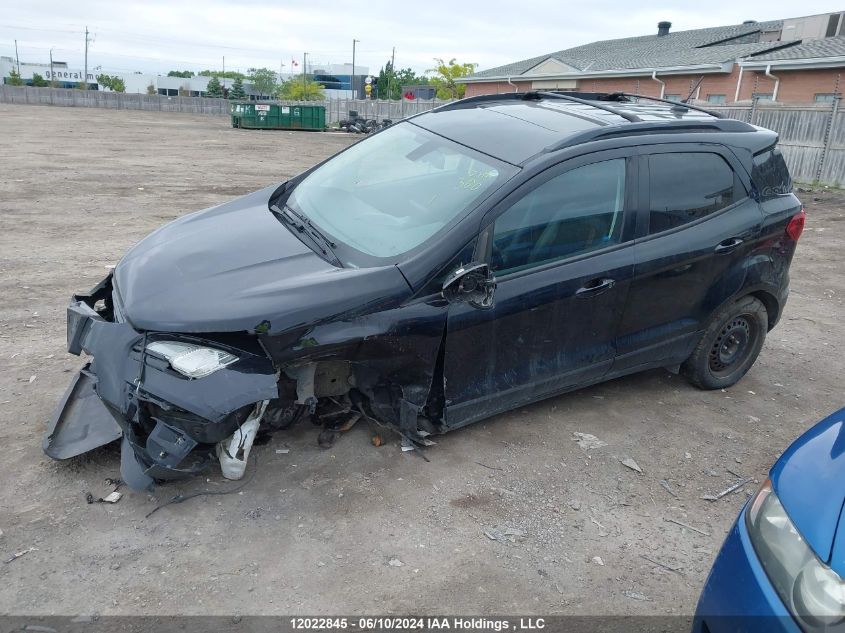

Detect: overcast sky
[2, 1, 844, 77]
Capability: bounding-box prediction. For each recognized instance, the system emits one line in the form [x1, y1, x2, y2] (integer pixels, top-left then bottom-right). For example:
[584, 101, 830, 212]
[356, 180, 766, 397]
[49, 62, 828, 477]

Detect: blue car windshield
[287, 122, 513, 261]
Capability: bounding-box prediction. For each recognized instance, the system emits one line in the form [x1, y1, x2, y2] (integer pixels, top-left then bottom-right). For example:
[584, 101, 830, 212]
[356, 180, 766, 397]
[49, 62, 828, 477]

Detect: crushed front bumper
[44, 275, 279, 490]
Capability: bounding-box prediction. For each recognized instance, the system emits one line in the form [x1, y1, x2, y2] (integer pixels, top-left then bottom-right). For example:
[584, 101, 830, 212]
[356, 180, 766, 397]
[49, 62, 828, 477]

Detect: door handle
[714, 237, 744, 254]
[576, 278, 616, 297]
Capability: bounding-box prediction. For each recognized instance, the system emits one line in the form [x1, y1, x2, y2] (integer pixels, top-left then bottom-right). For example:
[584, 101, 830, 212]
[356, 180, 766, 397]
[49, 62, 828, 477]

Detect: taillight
[785, 207, 805, 241]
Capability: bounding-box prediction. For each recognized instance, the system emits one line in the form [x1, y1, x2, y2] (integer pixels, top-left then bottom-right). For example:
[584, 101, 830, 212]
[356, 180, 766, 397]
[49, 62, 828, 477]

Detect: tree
[248, 67, 278, 98]
[96, 73, 126, 93]
[199, 70, 245, 80]
[178, 83, 192, 97]
[228, 77, 246, 100]
[277, 78, 325, 101]
[146, 83, 157, 95]
[97, 74, 126, 92]
[7, 69, 23, 86]
[31, 73, 48, 87]
[205, 76, 224, 98]
[375, 61, 428, 100]
[426, 58, 477, 99]
[167, 70, 194, 78]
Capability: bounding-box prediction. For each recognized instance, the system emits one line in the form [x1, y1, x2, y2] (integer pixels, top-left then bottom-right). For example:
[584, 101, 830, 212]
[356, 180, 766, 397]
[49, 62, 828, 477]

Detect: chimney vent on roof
[657, 21, 672, 36]
[743, 20, 758, 25]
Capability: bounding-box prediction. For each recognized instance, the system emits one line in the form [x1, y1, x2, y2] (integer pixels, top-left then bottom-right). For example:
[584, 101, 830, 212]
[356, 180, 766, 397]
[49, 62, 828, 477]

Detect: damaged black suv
[44, 92, 804, 490]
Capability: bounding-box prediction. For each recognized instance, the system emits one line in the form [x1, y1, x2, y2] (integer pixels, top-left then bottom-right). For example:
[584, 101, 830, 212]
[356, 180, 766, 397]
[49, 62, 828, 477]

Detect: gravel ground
[0, 103, 843, 617]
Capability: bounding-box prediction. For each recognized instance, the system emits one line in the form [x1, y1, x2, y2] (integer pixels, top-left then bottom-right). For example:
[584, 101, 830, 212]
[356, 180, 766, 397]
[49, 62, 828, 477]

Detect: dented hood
[114, 185, 411, 334]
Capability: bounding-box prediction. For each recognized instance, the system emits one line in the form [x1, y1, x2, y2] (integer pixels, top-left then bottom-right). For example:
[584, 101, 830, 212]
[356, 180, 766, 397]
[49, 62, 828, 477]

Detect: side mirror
[442, 262, 496, 309]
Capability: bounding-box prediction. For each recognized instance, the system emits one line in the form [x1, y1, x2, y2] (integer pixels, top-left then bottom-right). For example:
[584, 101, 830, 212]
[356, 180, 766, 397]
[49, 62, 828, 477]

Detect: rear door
[613, 145, 763, 372]
[442, 150, 638, 429]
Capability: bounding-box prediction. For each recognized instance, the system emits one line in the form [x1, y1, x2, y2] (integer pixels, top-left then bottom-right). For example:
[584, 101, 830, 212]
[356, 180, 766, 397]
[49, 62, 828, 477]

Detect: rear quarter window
[752, 148, 793, 201]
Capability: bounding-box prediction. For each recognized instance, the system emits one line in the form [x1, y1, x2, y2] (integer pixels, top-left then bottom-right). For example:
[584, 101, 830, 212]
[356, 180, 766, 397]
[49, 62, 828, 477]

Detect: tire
[682, 296, 768, 390]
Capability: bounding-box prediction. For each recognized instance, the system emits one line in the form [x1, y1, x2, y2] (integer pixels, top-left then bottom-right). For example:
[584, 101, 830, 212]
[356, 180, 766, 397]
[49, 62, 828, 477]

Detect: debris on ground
[569, 499, 582, 511]
[659, 480, 678, 497]
[484, 527, 527, 544]
[640, 554, 683, 575]
[275, 448, 290, 454]
[317, 430, 337, 449]
[624, 590, 652, 601]
[665, 517, 710, 536]
[573, 432, 607, 450]
[591, 556, 605, 566]
[5, 547, 37, 564]
[702, 477, 752, 501]
[620, 457, 642, 473]
[28, 375, 36, 384]
[388, 558, 404, 567]
[371, 434, 384, 447]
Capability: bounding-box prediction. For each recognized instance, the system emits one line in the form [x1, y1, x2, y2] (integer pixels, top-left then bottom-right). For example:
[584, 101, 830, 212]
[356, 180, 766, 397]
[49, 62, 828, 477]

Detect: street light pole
[303, 52, 307, 95]
[50, 48, 54, 85]
[352, 38, 359, 99]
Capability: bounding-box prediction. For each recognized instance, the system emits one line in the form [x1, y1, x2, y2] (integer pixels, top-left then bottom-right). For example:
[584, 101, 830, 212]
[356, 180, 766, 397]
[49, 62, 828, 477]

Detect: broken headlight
[146, 341, 238, 379]
[747, 480, 845, 629]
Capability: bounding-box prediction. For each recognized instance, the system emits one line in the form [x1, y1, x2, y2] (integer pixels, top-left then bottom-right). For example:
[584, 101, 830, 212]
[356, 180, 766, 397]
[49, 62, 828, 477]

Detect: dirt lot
[0, 103, 843, 618]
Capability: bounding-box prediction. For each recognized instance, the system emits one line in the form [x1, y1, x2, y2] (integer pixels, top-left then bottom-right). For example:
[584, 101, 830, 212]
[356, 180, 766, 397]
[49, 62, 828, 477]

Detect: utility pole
[388, 46, 395, 100]
[352, 39, 359, 99]
[49, 48, 54, 85]
[83, 26, 90, 89]
[303, 52, 307, 94]
[14, 40, 20, 75]
[222, 56, 225, 93]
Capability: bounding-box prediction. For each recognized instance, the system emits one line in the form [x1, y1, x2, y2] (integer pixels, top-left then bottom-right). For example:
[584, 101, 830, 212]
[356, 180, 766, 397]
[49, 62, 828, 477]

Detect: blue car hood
[771, 407, 845, 572]
[114, 185, 411, 334]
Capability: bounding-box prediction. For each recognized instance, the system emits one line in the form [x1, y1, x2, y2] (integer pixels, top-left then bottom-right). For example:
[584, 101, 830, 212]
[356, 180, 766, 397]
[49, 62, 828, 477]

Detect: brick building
[458, 12, 845, 104]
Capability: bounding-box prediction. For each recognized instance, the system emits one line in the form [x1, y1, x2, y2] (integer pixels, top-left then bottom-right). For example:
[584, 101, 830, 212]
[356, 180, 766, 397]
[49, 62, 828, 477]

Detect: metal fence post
[816, 96, 841, 183]
[749, 96, 759, 125]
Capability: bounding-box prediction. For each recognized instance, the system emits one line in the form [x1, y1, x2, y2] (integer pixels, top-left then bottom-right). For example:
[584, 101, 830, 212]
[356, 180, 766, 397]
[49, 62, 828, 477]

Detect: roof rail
[434, 93, 524, 109]
[527, 91, 642, 122]
[612, 92, 724, 119]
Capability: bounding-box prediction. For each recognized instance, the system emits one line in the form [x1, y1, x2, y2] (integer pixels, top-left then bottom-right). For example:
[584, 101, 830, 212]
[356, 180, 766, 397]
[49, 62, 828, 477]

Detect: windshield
[287, 122, 513, 261]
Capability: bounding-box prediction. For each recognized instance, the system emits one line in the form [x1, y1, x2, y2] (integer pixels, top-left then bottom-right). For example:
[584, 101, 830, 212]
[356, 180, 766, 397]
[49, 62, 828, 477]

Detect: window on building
[815, 93, 838, 102]
[491, 159, 626, 274]
[753, 93, 773, 101]
[648, 153, 737, 234]
[826, 13, 842, 37]
[707, 94, 727, 104]
[665, 94, 682, 102]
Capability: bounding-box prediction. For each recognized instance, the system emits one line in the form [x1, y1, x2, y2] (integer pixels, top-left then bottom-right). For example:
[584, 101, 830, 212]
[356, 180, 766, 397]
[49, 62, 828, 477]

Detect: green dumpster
[230, 102, 326, 131]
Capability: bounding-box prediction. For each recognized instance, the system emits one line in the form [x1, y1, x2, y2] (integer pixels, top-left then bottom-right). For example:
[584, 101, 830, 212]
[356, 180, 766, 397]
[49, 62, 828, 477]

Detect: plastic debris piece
[5, 547, 37, 564]
[592, 556, 605, 566]
[621, 457, 642, 473]
[101, 491, 122, 504]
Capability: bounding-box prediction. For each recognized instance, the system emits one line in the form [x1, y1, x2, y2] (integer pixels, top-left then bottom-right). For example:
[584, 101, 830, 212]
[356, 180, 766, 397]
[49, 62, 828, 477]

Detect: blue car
[695, 407, 845, 632]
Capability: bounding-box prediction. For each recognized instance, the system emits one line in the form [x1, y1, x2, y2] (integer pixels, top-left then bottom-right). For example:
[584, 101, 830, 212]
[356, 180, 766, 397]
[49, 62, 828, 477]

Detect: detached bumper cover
[45, 276, 279, 490]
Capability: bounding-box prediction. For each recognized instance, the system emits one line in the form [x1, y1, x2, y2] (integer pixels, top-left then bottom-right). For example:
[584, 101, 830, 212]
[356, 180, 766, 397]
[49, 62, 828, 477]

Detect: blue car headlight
[146, 341, 238, 379]
[747, 480, 845, 629]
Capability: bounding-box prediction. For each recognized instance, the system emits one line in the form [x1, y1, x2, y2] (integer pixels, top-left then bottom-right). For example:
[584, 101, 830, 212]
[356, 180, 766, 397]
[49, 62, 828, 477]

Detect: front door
[442, 153, 638, 429]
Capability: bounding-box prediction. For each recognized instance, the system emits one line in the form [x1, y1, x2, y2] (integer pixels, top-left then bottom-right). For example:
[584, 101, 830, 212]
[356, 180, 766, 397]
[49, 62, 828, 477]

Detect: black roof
[412, 92, 770, 165]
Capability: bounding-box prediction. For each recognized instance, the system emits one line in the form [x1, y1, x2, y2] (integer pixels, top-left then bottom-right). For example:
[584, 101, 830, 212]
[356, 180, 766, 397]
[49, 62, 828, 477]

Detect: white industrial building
[0, 57, 369, 99]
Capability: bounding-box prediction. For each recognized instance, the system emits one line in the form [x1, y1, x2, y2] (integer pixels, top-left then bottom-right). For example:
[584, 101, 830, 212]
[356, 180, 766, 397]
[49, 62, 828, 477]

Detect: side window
[648, 153, 736, 234]
[491, 159, 626, 274]
[752, 148, 793, 201]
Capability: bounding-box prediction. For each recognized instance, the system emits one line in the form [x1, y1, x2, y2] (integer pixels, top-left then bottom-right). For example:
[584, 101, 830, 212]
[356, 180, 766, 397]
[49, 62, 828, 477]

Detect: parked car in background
[695, 407, 845, 632]
[43, 91, 804, 490]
